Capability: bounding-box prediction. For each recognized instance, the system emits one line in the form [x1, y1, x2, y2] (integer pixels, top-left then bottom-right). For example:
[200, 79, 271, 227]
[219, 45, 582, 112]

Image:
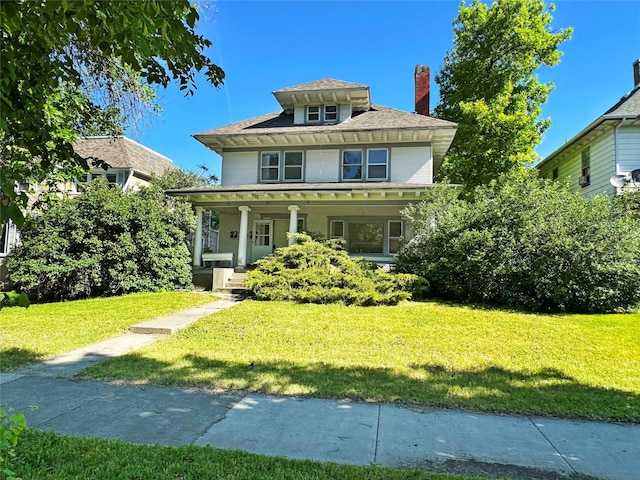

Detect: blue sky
[130, 0, 640, 178]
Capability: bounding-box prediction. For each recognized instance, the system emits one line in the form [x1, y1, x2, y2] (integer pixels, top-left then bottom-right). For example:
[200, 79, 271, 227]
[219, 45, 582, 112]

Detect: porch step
[223, 272, 248, 291]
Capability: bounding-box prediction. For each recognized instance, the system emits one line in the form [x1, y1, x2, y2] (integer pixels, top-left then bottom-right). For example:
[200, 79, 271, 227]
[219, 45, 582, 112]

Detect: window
[342, 149, 388, 181]
[342, 150, 363, 180]
[388, 221, 403, 254]
[348, 222, 384, 254]
[324, 105, 338, 121]
[307, 106, 320, 122]
[284, 151, 303, 181]
[580, 147, 590, 187]
[367, 149, 388, 180]
[1, 221, 19, 256]
[260, 152, 280, 182]
[330, 220, 344, 239]
[297, 217, 305, 232]
[76, 171, 125, 191]
[552, 167, 559, 180]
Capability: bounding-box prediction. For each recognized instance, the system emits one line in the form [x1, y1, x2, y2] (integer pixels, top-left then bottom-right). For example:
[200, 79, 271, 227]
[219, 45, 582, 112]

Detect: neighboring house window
[1, 221, 19, 256]
[367, 149, 389, 180]
[307, 106, 320, 122]
[330, 220, 344, 239]
[342, 149, 388, 181]
[580, 147, 591, 187]
[260, 152, 280, 182]
[76, 171, 125, 191]
[324, 105, 338, 121]
[388, 220, 403, 254]
[283, 151, 304, 181]
[552, 167, 558, 180]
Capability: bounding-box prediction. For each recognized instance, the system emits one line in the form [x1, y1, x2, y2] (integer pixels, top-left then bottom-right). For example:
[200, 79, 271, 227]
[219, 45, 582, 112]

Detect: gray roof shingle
[74, 136, 177, 177]
[274, 78, 368, 93]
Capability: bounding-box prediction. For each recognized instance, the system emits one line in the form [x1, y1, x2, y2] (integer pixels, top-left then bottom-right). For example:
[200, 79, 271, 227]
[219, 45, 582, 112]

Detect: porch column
[288, 205, 300, 245]
[237, 206, 251, 268]
[193, 207, 204, 267]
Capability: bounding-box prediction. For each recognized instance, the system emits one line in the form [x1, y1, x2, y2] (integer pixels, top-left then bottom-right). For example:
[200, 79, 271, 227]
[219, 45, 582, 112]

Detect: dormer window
[306, 105, 338, 124]
[324, 105, 338, 121]
[307, 106, 320, 122]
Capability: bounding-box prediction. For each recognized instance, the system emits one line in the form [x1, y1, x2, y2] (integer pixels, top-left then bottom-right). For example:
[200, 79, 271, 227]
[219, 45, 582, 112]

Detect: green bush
[245, 234, 421, 306]
[397, 174, 640, 313]
[1, 407, 27, 480]
[7, 179, 195, 301]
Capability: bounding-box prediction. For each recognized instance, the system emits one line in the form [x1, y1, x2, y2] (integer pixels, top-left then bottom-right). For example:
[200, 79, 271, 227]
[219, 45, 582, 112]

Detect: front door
[251, 220, 273, 262]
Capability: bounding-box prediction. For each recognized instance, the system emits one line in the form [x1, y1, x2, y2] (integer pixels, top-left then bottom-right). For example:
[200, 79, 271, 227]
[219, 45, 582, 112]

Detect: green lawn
[83, 300, 640, 422]
[13, 430, 480, 480]
[0, 291, 217, 370]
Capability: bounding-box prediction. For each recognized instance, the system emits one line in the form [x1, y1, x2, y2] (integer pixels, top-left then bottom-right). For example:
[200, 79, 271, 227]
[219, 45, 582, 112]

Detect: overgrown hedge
[7, 178, 194, 301]
[397, 174, 640, 313]
[245, 234, 422, 306]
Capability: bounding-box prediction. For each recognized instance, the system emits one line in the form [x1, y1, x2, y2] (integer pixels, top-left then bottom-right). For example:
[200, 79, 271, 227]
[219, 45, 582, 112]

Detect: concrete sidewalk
[1, 295, 638, 480]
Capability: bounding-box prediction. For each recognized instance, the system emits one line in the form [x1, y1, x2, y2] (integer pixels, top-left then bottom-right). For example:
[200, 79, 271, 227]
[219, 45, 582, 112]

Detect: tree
[1, 0, 224, 227]
[397, 172, 640, 313]
[6, 178, 195, 301]
[434, 0, 571, 190]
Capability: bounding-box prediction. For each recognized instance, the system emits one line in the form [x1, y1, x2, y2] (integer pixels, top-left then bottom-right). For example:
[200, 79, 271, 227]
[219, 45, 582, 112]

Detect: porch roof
[167, 182, 460, 206]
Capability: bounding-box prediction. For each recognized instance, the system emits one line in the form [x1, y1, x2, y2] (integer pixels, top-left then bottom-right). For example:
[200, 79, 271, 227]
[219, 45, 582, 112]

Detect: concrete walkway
[1, 295, 638, 480]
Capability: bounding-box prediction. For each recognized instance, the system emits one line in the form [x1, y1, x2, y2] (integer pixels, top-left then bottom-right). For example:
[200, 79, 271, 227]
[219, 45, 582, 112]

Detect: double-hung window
[307, 106, 320, 122]
[283, 151, 303, 181]
[342, 150, 363, 180]
[367, 149, 388, 180]
[580, 147, 591, 187]
[324, 105, 338, 121]
[342, 149, 388, 181]
[260, 152, 280, 182]
[388, 221, 403, 254]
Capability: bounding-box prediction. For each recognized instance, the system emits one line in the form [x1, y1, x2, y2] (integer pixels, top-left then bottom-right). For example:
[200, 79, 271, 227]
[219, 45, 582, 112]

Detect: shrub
[7, 179, 194, 301]
[397, 174, 640, 313]
[245, 234, 421, 306]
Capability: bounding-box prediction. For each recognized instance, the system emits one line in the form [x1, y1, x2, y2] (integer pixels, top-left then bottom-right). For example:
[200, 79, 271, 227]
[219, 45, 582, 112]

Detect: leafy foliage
[6, 179, 195, 301]
[245, 234, 421, 306]
[397, 174, 640, 313]
[1, 407, 27, 480]
[1, 0, 224, 227]
[0, 291, 29, 311]
[434, 0, 572, 190]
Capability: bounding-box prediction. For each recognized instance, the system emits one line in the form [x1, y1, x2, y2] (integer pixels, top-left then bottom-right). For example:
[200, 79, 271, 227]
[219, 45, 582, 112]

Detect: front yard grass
[84, 300, 640, 422]
[0, 291, 217, 371]
[14, 429, 478, 480]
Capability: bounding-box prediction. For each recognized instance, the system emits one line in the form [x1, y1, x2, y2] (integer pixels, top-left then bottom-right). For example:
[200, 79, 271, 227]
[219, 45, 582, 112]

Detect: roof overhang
[193, 125, 457, 169]
[273, 86, 371, 114]
[166, 182, 461, 208]
[537, 115, 640, 169]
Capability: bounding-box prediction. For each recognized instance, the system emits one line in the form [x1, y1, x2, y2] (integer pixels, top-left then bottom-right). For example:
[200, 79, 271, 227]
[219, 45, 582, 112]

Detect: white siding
[616, 125, 640, 174]
[389, 146, 432, 184]
[339, 103, 351, 122]
[221, 151, 257, 186]
[583, 133, 616, 197]
[306, 149, 340, 182]
[294, 106, 305, 125]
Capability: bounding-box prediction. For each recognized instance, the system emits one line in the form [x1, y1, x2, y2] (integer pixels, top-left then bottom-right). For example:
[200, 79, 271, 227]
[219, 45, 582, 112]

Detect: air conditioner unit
[579, 175, 590, 187]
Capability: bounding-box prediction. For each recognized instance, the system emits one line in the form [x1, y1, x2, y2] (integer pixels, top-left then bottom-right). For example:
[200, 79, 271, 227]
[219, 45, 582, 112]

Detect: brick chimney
[634, 59, 640, 88]
[415, 65, 430, 116]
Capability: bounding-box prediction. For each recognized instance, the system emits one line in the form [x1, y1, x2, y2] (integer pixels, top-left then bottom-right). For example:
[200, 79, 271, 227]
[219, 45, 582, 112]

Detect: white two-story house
[169, 66, 458, 283]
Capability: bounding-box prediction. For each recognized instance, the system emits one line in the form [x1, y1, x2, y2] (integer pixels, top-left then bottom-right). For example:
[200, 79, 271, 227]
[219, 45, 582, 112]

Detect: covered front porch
[169, 183, 441, 289]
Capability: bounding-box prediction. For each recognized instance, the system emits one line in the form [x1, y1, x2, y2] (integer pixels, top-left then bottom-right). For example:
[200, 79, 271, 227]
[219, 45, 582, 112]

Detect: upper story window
[307, 106, 321, 122]
[342, 149, 388, 182]
[552, 167, 558, 180]
[260, 152, 280, 182]
[260, 151, 304, 183]
[76, 171, 125, 191]
[284, 152, 303, 181]
[580, 146, 591, 188]
[306, 105, 338, 124]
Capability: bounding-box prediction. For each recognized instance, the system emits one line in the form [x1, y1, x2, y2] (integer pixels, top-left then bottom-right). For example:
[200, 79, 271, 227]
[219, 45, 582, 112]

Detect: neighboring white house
[0, 136, 179, 283]
[537, 60, 640, 196]
[168, 66, 458, 279]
